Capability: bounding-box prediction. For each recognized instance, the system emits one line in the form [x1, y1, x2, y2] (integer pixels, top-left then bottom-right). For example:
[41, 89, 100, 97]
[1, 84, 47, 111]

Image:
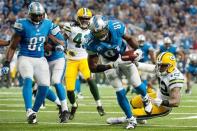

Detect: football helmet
[137, 34, 146, 46]
[156, 52, 176, 76]
[163, 37, 172, 49]
[77, 8, 92, 29]
[89, 15, 108, 41]
[28, 2, 45, 24]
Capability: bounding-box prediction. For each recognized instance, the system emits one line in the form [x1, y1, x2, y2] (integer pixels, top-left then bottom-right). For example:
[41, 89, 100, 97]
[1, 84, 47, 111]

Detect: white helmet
[28, 2, 45, 24]
[164, 37, 172, 44]
[137, 34, 146, 46]
[89, 15, 108, 41]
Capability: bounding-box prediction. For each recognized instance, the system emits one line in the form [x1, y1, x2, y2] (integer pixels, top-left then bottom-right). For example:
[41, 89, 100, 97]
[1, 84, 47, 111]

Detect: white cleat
[142, 95, 153, 114]
[126, 116, 137, 129]
[137, 119, 147, 124]
[106, 117, 127, 124]
[26, 109, 37, 124]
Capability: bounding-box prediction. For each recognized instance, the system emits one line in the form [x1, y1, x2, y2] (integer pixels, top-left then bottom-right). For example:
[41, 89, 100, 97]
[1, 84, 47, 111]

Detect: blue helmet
[89, 15, 109, 41]
[28, 2, 45, 24]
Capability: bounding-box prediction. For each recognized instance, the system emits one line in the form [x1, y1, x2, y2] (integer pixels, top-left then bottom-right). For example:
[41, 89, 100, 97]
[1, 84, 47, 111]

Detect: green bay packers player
[61, 8, 105, 120]
[107, 52, 185, 124]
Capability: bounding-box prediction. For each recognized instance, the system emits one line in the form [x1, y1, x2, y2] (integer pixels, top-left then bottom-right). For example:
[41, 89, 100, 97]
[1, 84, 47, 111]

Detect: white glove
[151, 98, 162, 107]
[55, 45, 64, 52]
[133, 49, 142, 62]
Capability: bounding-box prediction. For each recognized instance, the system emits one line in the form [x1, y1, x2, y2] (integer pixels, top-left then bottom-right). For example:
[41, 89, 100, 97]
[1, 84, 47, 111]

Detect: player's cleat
[69, 105, 78, 120]
[126, 116, 137, 129]
[106, 117, 127, 124]
[142, 96, 153, 114]
[59, 110, 70, 123]
[26, 109, 37, 124]
[77, 92, 84, 99]
[185, 89, 192, 95]
[137, 119, 147, 124]
[97, 106, 106, 116]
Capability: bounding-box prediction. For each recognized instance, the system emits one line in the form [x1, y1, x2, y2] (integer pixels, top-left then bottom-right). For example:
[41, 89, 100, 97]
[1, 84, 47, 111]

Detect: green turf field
[0, 83, 197, 131]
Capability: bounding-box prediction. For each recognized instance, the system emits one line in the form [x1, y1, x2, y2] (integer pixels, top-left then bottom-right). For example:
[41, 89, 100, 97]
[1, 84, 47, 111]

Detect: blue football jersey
[186, 64, 197, 75]
[13, 18, 60, 58]
[159, 45, 177, 56]
[45, 31, 66, 62]
[139, 42, 154, 62]
[84, 20, 126, 61]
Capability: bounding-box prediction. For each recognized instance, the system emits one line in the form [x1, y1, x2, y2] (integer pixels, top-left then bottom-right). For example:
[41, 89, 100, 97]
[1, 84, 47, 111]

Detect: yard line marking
[0, 109, 197, 115]
[1, 104, 197, 108]
[0, 121, 197, 128]
[172, 116, 197, 119]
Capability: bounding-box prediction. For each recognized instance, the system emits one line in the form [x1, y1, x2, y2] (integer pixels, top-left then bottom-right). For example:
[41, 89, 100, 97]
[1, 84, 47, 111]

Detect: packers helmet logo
[170, 55, 175, 61]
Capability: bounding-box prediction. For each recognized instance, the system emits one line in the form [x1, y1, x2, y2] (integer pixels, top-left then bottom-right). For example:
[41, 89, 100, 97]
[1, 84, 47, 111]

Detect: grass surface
[0, 83, 197, 131]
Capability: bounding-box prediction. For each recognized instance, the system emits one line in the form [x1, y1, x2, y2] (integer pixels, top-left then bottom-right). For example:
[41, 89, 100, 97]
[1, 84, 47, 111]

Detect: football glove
[133, 49, 142, 62]
[151, 98, 162, 107]
[1, 61, 10, 75]
[55, 45, 64, 52]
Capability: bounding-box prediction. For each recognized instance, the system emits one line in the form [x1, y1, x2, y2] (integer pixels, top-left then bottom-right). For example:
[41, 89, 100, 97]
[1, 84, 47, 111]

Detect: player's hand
[1, 61, 10, 75]
[151, 98, 162, 107]
[133, 49, 142, 62]
[55, 45, 64, 51]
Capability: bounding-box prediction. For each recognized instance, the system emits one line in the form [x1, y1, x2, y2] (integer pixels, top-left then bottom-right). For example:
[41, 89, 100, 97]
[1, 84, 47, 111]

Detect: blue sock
[75, 79, 81, 94]
[54, 83, 66, 101]
[22, 78, 33, 111]
[116, 89, 132, 118]
[135, 82, 147, 97]
[46, 88, 57, 102]
[32, 86, 49, 112]
[143, 80, 148, 86]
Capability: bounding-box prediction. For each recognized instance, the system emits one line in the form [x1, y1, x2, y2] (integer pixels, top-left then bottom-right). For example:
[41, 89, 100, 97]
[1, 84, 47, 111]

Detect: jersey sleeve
[117, 21, 126, 37]
[50, 23, 61, 36]
[62, 22, 72, 37]
[13, 19, 24, 35]
[168, 71, 185, 90]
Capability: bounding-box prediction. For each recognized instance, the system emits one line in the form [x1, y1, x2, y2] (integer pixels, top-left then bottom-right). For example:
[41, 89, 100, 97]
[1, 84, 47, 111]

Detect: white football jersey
[157, 68, 185, 101]
[62, 22, 89, 60]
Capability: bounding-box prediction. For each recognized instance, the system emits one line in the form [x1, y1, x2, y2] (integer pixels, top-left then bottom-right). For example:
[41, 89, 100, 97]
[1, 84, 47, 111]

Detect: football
[121, 50, 137, 61]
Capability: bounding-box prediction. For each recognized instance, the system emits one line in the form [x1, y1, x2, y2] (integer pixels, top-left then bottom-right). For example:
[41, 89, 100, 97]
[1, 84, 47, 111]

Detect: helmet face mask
[28, 2, 45, 24]
[92, 27, 108, 41]
[78, 17, 91, 29]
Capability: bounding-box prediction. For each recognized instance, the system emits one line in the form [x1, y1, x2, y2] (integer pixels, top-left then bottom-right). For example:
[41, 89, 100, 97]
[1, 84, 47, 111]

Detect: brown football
[121, 50, 137, 61]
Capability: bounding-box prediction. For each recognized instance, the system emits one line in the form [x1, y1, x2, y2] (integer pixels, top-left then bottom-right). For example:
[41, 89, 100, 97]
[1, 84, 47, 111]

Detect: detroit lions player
[44, 25, 70, 123]
[2, 2, 64, 124]
[185, 53, 197, 94]
[84, 15, 152, 129]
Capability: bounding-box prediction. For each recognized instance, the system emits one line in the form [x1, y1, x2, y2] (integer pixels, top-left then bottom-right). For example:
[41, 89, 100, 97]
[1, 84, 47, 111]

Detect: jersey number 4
[28, 36, 45, 51]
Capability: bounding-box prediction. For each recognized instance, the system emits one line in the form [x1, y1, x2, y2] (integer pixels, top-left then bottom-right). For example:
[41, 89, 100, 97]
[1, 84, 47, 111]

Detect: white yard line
[0, 121, 197, 128]
[0, 109, 197, 115]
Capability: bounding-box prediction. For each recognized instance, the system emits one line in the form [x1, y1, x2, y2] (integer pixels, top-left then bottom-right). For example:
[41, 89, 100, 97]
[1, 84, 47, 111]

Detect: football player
[2, 2, 64, 124]
[44, 24, 70, 122]
[107, 52, 184, 124]
[185, 53, 197, 94]
[84, 15, 152, 129]
[61, 8, 105, 120]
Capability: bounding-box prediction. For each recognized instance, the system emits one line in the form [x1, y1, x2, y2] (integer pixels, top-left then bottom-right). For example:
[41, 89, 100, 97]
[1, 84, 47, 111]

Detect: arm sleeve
[13, 20, 24, 35]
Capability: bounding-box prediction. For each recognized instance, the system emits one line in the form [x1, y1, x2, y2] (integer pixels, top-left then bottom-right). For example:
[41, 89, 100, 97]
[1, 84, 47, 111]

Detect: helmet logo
[170, 56, 175, 61]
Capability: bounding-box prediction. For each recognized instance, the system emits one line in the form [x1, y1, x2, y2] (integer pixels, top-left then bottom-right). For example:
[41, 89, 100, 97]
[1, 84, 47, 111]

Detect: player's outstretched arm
[88, 54, 112, 73]
[122, 33, 139, 50]
[5, 33, 21, 62]
[168, 87, 181, 107]
[0, 39, 10, 46]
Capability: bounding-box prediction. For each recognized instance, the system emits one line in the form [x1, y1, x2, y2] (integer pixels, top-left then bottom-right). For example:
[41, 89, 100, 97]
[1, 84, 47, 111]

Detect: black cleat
[27, 113, 37, 124]
[57, 105, 62, 116]
[60, 110, 70, 123]
[97, 106, 106, 116]
[69, 105, 78, 120]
